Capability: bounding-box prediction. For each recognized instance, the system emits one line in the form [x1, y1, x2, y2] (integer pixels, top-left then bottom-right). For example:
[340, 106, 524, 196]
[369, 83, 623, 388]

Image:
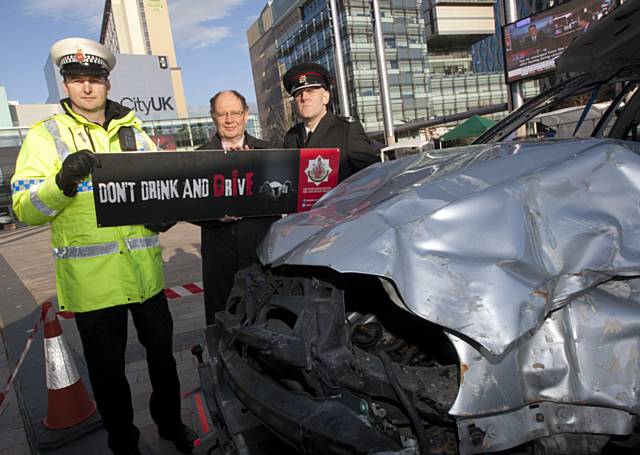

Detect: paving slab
[0, 223, 206, 454]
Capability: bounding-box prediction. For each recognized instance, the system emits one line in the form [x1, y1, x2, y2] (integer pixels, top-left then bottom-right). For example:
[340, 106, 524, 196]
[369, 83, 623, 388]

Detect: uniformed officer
[11, 38, 196, 455]
[282, 62, 379, 180]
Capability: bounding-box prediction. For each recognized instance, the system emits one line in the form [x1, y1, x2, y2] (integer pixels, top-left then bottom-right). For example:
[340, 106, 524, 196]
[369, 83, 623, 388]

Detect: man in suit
[578, 11, 592, 33]
[520, 23, 551, 52]
[282, 63, 379, 181]
[197, 90, 277, 325]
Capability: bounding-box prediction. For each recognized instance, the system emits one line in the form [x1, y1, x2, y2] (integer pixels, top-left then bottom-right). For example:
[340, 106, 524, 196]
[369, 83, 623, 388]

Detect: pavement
[0, 222, 206, 455]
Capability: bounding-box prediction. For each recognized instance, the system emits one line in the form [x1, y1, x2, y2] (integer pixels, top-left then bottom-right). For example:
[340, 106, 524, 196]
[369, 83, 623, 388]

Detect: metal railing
[1, 115, 265, 151]
[3, 104, 511, 152]
[367, 102, 509, 141]
[0, 127, 30, 148]
[0, 119, 214, 150]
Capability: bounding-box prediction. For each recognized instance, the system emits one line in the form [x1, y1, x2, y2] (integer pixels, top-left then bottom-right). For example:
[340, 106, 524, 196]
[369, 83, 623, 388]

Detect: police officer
[282, 63, 378, 180]
[196, 90, 278, 325]
[11, 38, 196, 455]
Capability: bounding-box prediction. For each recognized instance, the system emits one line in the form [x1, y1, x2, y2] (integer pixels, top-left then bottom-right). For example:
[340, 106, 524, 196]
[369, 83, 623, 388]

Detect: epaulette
[31, 112, 61, 129]
[336, 115, 356, 123]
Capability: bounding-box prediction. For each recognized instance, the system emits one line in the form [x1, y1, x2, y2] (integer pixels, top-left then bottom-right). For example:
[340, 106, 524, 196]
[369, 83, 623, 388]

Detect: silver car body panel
[450, 282, 640, 452]
[456, 399, 634, 453]
[259, 139, 640, 448]
[449, 280, 640, 415]
[260, 139, 640, 353]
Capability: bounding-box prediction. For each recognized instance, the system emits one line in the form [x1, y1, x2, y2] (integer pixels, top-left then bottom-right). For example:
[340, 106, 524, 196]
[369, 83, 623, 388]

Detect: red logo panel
[297, 148, 340, 212]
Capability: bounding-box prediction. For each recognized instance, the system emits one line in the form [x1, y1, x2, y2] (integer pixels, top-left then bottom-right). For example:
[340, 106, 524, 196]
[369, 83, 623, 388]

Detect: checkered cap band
[76, 180, 93, 193]
[12, 179, 42, 193]
[11, 179, 93, 194]
[59, 53, 108, 69]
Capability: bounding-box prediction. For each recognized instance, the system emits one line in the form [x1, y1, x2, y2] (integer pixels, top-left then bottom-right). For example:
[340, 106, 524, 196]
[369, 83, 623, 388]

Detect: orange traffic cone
[42, 302, 97, 429]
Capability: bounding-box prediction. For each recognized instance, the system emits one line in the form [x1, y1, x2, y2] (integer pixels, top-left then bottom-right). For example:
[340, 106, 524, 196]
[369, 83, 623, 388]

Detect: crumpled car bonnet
[259, 139, 640, 355]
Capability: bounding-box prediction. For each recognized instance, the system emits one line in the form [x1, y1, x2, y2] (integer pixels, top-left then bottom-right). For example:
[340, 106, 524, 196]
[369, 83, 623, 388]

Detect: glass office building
[471, 1, 505, 73]
[251, 0, 512, 137]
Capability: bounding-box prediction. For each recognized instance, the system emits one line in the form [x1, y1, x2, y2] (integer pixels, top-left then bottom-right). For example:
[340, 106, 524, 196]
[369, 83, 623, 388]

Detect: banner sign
[92, 148, 340, 227]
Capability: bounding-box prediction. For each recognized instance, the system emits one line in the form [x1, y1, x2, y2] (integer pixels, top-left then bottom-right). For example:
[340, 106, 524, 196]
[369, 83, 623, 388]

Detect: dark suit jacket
[197, 131, 272, 152]
[520, 30, 551, 52]
[195, 132, 274, 227]
[194, 131, 280, 319]
[283, 111, 379, 181]
[194, 132, 279, 257]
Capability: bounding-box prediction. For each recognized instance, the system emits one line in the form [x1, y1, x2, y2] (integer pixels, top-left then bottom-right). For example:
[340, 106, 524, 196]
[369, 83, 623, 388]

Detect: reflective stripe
[12, 178, 44, 193]
[43, 119, 72, 161]
[77, 180, 93, 193]
[52, 242, 119, 259]
[125, 236, 160, 251]
[133, 128, 153, 151]
[13, 179, 91, 196]
[30, 184, 58, 217]
[44, 335, 80, 390]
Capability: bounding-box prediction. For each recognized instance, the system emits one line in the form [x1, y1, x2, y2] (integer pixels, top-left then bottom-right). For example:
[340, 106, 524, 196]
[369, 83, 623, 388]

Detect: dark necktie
[305, 130, 313, 145]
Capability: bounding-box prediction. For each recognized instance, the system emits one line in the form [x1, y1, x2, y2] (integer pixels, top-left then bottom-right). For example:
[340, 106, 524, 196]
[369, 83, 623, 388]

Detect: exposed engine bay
[214, 265, 459, 454]
[201, 266, 639, 455]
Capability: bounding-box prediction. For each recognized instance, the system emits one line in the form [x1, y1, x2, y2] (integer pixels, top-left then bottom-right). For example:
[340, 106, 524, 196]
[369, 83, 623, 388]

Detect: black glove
[144, 222, 176, 233]
[56, 150, 100, 197]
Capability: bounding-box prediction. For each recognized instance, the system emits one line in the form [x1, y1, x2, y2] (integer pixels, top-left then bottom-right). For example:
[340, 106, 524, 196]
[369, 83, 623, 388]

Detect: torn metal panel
[259, 139, 640, 355]
[456, 402, 634, 454]
[449, 281, 640, 418]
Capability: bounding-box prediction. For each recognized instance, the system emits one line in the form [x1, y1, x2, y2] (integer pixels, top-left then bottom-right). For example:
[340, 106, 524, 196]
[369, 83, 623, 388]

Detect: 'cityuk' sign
[119, 96, 174, 116]
[91, 148, 341, 227]
[48, 53, 177, 120]
[102, 54, 176, 120]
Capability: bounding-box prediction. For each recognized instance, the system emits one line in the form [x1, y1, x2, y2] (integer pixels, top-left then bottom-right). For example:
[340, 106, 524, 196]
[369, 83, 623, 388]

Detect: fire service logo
[304, 156, 332, 186]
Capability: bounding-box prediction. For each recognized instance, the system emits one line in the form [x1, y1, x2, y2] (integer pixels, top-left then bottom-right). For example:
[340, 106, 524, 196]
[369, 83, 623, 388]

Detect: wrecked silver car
[197, 2, 640, 454]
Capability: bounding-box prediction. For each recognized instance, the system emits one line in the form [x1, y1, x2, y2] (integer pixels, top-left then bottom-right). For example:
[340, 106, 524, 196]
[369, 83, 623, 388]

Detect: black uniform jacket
[283, 110, 379, 181]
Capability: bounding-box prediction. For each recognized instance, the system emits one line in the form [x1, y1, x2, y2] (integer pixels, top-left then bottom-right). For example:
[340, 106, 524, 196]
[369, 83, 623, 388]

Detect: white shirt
[220, 137, 244, 151]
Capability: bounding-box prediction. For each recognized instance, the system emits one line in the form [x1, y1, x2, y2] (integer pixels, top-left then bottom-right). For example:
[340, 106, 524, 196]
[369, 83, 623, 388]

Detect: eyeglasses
[213, 110, 245, 120]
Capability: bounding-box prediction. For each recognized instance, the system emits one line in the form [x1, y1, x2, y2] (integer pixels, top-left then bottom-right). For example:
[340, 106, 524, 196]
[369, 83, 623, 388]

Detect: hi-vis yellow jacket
[11, 100, 164, 313]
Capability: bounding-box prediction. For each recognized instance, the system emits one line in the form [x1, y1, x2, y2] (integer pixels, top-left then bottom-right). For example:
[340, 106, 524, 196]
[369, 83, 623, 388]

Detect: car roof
[557, 0, 640, 74]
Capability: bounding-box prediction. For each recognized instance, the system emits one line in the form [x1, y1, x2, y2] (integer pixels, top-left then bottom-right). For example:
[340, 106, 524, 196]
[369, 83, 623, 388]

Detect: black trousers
[201, 217, 278, 325]
[75, 292, 182, 454]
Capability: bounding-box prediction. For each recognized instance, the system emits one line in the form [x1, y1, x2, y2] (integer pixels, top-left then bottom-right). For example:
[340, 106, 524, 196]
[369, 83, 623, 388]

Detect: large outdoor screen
[503, 0, 616, 83]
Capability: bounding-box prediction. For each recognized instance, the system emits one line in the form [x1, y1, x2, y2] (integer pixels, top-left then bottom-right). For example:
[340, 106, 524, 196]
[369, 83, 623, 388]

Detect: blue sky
[0, 0, 263, 108]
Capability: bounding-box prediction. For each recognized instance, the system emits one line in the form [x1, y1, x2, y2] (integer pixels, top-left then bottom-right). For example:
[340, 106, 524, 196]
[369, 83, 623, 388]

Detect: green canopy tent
[440, 115, 497, 142]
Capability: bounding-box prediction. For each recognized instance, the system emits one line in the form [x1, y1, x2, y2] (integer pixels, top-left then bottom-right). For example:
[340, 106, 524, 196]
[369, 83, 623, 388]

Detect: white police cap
[50, 37, 116, 76]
